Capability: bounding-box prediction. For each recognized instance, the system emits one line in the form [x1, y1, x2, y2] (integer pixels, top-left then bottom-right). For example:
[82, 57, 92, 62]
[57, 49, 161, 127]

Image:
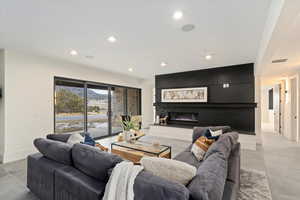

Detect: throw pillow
[191, 136, 214, 161]
[67, 133, 84, 146]
[204, 128, 223, 140]
[140, 157, 197, 185]
[82, 133, 96, 146]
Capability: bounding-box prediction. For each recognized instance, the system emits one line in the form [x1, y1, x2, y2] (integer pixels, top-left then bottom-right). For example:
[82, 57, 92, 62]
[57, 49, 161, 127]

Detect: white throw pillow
[140, 157, 197, 185]
[67, 133, 84, 145]
[209, 129, 222, 137]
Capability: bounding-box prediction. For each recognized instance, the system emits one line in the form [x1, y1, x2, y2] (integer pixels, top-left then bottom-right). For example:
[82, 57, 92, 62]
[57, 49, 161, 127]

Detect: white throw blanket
[102, 161, 144, 200]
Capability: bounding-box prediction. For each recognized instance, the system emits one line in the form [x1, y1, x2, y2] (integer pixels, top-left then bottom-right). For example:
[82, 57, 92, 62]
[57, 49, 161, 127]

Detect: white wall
[262, 86, 276, 132]
[0, 50, 5, 162]
[261, 87, 270, 123]
[141, 80, 154, 128]
[255, 76, 262, 144]
[1, 50, 153, 163]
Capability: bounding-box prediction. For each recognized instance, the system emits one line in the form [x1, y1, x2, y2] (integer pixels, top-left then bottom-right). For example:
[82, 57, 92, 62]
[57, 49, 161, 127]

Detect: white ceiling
[257, 0, 300, 79]
[0, 0, 271, 79]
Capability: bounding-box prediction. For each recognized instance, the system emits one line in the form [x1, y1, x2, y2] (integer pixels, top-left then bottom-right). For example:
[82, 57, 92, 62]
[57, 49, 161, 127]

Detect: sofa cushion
[191, 136, 214, 161]
[204, 132, 238, 160]
[174, 145, 202, 168]
[192, 126, 232, 143]
[34, 138, 73, 165]
[134, 171, 190, 200]
[141, 157, 197, 185]
[72, 143, 122, 182]
[188, 152, 228, 200]
[47, 133, 72, 143]
[54, 166, 106, 200]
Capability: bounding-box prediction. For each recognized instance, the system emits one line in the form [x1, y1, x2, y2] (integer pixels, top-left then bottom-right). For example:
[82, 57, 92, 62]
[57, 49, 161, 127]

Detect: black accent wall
[155, 63, 256, 134]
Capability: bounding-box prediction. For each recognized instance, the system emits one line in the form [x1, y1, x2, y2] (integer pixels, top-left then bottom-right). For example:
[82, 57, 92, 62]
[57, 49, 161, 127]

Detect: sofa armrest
[27, 153, 67, 200]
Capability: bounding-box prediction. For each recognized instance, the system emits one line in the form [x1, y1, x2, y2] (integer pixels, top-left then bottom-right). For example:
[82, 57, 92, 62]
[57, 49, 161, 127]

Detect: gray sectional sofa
[27, 126, 240, 200]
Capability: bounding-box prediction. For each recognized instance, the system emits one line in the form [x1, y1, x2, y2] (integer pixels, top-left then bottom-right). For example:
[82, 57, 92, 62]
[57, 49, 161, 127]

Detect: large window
[127, 88, 141, 116]
[54, 81, 85, 134]
[54, 77, 141, 139]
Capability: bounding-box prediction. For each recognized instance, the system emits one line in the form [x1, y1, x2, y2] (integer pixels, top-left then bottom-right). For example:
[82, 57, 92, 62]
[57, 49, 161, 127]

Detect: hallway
[261, 132, 300, 200]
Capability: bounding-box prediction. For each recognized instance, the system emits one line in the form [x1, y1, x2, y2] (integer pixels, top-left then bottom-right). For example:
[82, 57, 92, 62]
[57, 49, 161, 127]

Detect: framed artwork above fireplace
[161, 87, 208, 103]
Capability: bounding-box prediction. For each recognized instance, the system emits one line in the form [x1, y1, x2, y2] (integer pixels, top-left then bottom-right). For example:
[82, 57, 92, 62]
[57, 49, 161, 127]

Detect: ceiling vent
[182, 24, 195, 32]
[272, 59, 288, 63]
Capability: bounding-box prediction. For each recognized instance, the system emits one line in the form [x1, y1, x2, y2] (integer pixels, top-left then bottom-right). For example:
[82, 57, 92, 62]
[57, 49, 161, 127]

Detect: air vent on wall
[272, 59, 288, 63]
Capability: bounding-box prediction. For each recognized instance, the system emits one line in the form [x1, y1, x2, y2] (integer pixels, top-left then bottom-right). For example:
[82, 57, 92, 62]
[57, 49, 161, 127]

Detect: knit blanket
[102, 161, 144, 200]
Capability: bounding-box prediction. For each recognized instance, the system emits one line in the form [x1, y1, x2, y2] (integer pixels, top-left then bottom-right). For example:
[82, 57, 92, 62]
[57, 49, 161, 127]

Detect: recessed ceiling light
[205, 55, 212, 60]
[70, 50, 78, 56]
[128, 68, 133, 72]
[173, 11, 183, 20]
[107, 36, 117, 43]
[161, 62, 167, 67]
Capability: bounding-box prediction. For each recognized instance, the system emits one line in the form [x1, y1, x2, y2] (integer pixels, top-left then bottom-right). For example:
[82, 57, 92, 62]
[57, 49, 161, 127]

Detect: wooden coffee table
[111, 141, 171, 163]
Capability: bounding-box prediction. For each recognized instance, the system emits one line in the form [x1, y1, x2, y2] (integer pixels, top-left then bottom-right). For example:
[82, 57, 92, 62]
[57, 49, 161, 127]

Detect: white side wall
[261, 86, 275, 132]
[255, 76, 262, 144]
[141, 80, 154, 128]
[0, 50, 5, 162]
[2, 50, 153, 163]
[261, 87, 270, 123]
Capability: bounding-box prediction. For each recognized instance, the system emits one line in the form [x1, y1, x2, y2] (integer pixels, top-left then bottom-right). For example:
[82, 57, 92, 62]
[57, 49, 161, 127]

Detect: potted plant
[122, 119, 138, 142]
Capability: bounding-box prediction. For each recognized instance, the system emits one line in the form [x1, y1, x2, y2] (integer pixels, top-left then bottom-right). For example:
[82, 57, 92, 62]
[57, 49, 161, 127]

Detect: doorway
[273, 84, 281, 134]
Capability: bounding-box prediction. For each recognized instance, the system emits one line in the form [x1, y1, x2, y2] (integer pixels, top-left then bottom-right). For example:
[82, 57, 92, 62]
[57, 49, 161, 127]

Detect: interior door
[290, 78, 298, 141]
[86, 84, 110, 139]
[279, 81, 285, 135]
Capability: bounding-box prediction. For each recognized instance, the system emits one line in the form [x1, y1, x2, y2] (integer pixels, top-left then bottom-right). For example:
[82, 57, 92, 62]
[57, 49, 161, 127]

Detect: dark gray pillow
[204, 132, 238, 160]
[188, 152, 227, 200]
[192, 126, 232, 143]
[34, 138, 73, 165]
[46, 133, 72, 143]
[72, 143, 123, 182]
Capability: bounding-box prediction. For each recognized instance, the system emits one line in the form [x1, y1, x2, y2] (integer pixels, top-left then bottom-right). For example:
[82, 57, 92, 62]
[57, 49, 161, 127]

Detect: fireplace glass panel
[169, 112, 198, 122]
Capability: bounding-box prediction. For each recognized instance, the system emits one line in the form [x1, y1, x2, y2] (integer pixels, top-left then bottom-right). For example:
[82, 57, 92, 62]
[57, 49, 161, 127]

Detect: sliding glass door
[54, 77, 141, 139]
[54, 80, 85, 134]
[111, 87, 126, 134]
[87, 84, 109, 138]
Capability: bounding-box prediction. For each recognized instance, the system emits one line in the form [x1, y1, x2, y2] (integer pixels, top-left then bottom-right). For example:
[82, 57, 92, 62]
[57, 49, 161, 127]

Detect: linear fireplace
[168, 112, 199, 125]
